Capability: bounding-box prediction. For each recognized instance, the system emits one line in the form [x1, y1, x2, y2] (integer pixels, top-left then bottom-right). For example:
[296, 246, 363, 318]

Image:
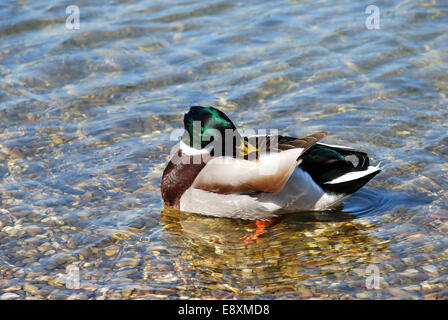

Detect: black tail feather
[299, 143, 379, 194]
[320, 170, 381, 194]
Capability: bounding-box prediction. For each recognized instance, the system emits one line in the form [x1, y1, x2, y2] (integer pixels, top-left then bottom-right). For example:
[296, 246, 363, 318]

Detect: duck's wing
[298, 141, 382, 194]
[191, 131, 328, 194]
[238, 131, 328, 156]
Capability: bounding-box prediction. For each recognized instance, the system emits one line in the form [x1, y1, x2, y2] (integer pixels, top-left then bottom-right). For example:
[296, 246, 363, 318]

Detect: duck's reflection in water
[160, 207, 390, 298]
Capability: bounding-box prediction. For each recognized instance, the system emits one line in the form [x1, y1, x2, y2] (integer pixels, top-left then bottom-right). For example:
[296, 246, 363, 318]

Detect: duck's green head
[182, 106, 238, 150]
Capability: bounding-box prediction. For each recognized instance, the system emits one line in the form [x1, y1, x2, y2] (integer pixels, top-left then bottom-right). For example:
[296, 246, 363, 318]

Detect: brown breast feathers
[161, 150, 207, 209]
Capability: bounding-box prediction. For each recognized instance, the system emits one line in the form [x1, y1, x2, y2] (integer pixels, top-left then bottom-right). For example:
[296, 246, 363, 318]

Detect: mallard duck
[161, 106, 382, 220]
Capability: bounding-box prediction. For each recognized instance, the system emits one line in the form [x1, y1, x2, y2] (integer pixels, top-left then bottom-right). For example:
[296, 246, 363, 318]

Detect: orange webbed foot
[239, 218, 275, 244]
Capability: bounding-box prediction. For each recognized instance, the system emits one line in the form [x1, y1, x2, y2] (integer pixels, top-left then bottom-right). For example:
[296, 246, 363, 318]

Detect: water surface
[0, 0, 448, 299]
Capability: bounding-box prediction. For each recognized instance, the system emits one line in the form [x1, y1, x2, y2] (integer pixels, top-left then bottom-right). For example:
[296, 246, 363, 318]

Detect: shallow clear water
[0, 0, 447, 299]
